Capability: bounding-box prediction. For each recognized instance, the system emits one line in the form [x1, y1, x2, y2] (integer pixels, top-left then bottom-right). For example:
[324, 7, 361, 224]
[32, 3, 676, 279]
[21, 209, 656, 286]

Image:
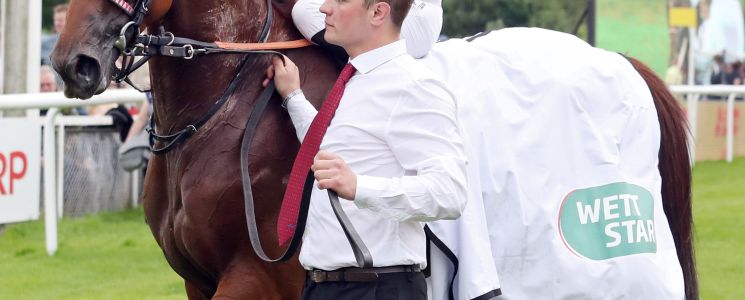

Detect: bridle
[101, 0, 373, 269]
[107, 0, 275, 89]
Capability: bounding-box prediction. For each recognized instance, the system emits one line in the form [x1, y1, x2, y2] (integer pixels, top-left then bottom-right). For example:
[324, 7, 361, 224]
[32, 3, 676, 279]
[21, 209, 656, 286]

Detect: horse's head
[51, 0, 171, 99]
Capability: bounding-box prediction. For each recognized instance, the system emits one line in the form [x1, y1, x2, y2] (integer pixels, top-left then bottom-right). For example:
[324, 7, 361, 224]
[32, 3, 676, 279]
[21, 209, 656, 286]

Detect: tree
[442, 0, 589, 40]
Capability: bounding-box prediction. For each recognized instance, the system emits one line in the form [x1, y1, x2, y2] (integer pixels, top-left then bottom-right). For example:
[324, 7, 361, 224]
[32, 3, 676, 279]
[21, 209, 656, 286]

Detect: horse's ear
[144, 0, 173, 27]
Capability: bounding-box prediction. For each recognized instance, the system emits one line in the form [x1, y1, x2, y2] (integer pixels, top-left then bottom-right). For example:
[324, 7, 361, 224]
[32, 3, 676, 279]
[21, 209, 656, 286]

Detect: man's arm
[313, 79, 468, 222]
[353, 79, 467, 222]
[264, 56, 317, 142]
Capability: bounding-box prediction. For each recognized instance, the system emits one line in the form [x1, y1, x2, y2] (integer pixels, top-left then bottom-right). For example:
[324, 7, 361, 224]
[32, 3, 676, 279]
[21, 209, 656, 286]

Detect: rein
[107, 0, 372, 268]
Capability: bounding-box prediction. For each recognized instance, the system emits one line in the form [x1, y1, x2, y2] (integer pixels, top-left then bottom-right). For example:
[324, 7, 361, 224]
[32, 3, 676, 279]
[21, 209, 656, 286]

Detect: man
[264, 0, 467, 298]
[40, 65, 58, 93]
[41, 4, 68, 66]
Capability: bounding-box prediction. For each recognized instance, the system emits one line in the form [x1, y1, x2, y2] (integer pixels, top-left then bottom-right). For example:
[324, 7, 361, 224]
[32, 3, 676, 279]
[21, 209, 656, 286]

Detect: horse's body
[54, 0, 337, 298]
[52, 1, 696, 299]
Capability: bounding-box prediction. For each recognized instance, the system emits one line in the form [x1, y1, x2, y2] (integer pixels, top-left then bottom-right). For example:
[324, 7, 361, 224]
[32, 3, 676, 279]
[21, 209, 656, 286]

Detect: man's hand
[263, 55, 301, 98]
[312, 150, 357, 200]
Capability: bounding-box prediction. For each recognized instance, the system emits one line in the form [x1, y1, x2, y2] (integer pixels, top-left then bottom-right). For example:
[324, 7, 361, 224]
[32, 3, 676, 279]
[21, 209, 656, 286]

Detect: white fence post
[57, 122, 65, 219]
[44, 108, 60, 256]
[727, 93, 736, 163]
[670, 85, 745, 164]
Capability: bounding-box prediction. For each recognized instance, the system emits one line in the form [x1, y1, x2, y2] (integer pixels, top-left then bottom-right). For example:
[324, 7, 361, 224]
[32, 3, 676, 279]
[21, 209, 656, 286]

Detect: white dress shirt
[292, 0, 442, 58]
[285, 40, 467, 271]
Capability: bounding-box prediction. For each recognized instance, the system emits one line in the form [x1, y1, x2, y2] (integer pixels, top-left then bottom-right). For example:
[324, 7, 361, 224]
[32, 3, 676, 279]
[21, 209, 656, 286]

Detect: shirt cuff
[353, 175, 387, 208]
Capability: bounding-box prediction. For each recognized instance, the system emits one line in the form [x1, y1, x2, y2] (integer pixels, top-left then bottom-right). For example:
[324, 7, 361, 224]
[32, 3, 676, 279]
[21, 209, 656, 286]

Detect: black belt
[308, 265, 421, 283]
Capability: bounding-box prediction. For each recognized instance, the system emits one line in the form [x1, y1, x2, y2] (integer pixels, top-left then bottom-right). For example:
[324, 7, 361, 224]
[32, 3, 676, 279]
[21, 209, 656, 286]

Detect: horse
[51, 0, 697, 299]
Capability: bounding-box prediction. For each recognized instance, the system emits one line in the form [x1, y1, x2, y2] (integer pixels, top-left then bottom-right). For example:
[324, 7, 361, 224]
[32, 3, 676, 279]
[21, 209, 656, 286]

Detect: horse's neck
[149, 0, 300, 133]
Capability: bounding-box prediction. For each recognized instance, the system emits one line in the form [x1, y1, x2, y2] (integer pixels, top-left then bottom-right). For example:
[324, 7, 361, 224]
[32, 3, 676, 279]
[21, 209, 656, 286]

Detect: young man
[41, 4, 68, 66]
[293, 0, 442, 60]
[264, 0, 467, 299]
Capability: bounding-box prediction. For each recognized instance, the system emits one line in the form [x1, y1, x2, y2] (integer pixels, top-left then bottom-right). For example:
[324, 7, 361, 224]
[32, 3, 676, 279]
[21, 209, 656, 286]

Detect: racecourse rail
[0, 86, 741, 256]
[0, 89, 145, 256]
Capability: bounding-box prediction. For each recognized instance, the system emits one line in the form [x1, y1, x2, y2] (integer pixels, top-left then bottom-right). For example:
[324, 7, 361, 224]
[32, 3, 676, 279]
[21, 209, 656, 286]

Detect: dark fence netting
[61, 126, 132, 217]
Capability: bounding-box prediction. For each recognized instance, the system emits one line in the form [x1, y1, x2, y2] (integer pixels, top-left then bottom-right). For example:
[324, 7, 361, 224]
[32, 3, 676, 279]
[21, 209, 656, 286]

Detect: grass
[692, 158, 745, 300]
[0, 208, 185, 299]
[0, 158, 743, 299]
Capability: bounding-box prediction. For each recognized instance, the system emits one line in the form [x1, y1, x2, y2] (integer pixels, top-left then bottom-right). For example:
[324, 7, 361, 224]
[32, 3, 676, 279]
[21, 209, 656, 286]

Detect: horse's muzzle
[53, 53, 105, 99]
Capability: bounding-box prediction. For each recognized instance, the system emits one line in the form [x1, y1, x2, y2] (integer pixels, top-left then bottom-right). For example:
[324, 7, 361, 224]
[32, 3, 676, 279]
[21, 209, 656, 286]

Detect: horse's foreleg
[211, 261, 298, 300]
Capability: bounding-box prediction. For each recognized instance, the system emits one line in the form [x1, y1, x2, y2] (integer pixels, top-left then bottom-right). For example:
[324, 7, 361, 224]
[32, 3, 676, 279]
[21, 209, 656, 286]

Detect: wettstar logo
[558, 182, 657, 260]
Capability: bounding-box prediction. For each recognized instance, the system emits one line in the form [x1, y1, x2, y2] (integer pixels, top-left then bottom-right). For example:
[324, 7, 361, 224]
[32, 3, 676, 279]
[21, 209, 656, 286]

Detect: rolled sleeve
[285, 92, 318, 142]
[353, 79, 468, 222]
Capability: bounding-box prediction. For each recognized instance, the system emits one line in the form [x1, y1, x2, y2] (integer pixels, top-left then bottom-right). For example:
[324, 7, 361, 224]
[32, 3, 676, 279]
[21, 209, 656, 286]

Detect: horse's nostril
[74, 55, 101, 85]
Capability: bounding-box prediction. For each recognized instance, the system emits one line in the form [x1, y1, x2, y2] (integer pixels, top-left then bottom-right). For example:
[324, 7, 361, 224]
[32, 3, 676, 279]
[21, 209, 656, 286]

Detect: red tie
[277, 63, 357, 245]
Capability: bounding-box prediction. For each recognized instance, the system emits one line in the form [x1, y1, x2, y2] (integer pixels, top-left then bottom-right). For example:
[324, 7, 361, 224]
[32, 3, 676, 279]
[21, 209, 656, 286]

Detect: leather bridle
[101, 0, 373, 268]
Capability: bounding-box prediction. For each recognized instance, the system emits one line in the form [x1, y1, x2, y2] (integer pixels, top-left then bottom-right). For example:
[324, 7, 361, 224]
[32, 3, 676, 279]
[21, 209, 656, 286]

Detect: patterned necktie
[277, 63, 357, 245]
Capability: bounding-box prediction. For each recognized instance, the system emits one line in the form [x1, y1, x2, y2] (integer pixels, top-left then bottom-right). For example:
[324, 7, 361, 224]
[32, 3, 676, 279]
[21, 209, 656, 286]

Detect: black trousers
[300, 272, 427, 300]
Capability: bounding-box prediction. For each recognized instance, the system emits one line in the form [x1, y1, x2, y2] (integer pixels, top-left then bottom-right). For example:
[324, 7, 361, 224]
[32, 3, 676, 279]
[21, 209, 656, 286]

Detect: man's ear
[370, 2, 391, 27]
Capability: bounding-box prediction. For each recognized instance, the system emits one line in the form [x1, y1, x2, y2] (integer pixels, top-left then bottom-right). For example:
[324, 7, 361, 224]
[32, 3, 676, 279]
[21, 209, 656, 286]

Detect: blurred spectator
[41, 4, 68, 66]
[41, 65, 80, 115]
[710, 55, 727, 85]
[694, 0, 744, 85]
[40, 65, 58, 93]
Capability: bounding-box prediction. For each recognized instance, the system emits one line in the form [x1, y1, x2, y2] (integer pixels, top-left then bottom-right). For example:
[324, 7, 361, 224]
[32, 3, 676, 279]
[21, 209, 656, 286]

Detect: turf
[0, 158, 743, 298]
[692, 158, 745, 300]
[0, 208, 185, 299]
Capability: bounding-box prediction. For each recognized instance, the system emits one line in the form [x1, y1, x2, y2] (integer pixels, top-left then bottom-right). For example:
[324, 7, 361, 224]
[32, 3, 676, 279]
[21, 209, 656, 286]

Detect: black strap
[425, 225, 459, 300]
[148, 51, 282, 154]
[239, 86, 373, 268]
[424, 225, 502, 300]
[328, 191, 373, 268]
[241, 82, 310, 262]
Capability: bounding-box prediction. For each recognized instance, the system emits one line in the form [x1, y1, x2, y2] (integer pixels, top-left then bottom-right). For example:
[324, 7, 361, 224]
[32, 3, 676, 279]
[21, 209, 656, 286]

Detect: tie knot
[339, 63, 356, 83]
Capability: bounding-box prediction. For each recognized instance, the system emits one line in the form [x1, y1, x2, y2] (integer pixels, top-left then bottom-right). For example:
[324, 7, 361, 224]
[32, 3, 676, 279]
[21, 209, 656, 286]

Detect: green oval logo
[559, 182, 657, 260]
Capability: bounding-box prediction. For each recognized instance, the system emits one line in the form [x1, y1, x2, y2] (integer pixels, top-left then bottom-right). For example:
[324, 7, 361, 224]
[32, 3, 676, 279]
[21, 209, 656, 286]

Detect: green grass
[0, 208, 185, 299]
[0, 158, 743, 299]
[596, 0, 670, 76]
[693, 158, 745, 300]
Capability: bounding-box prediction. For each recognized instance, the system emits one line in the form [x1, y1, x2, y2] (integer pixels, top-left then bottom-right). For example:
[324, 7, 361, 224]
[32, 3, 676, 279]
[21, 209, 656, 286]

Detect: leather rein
[107, 0, 372, 267]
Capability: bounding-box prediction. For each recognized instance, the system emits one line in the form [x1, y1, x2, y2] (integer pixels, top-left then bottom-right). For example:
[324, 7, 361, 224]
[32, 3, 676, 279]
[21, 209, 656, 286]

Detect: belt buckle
[311, 270, 326, 283]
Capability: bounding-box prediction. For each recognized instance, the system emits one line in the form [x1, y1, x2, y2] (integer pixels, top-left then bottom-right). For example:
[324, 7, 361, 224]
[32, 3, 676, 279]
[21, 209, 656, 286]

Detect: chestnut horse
[51, 0, 697, 299]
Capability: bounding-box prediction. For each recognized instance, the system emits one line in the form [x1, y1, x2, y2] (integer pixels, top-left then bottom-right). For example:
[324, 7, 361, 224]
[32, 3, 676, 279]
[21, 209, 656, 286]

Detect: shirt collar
[349, 39, 407, 75]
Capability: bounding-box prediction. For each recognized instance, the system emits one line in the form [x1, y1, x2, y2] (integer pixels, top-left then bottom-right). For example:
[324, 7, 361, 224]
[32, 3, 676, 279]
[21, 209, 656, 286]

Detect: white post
[26, 0, 42, 117]
[0, 0, 6, 96]
[687, 26, 698, 166]
[726, 93, 735, 163]
[132, 169, 141, 207]
[686, 93, 699, 166]
[44, 108, 60, 256]
[57, 123, 65, 218]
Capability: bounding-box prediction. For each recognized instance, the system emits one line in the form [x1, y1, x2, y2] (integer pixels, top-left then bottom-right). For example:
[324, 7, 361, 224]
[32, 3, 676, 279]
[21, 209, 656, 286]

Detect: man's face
[40, 72, 58, 93]
[320, 0, 373, 49]
[53, 11, 66, 34]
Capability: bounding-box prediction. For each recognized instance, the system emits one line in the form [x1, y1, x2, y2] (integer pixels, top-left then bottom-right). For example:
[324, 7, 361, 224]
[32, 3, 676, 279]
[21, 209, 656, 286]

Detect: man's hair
[53, 4, 68, 14]
[364, 0, 413, 28]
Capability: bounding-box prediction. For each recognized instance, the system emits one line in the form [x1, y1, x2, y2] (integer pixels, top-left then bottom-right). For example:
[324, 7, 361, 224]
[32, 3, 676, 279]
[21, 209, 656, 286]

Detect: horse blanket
[421, 28, 685, 300]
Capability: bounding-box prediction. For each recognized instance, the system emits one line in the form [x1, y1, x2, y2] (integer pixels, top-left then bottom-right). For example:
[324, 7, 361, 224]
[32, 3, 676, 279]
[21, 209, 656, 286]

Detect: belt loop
[339, 269, 345, 282]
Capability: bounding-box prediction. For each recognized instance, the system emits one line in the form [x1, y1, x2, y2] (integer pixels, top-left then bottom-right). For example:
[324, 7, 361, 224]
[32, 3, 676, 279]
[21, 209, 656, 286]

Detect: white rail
[668, 85, 742, 164]
[1, 89, 146, 256]
[0, 89, 145, 109]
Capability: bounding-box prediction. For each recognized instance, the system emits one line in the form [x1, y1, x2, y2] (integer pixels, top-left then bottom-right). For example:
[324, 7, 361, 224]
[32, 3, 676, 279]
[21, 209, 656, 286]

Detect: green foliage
[441, 0, 588, 39]
[42, 0, 69, 33]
